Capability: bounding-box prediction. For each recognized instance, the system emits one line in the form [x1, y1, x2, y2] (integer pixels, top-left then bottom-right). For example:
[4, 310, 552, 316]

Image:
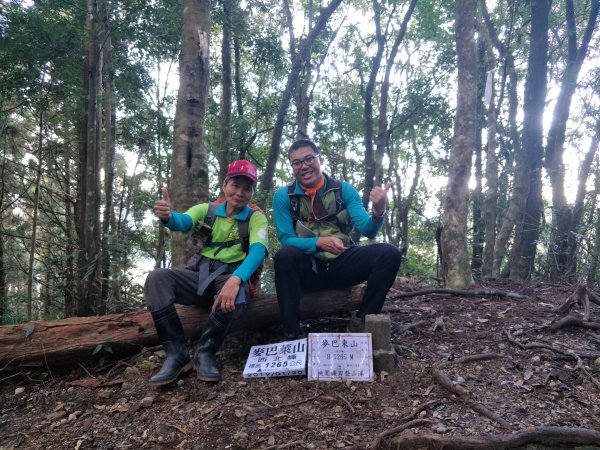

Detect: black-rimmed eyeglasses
[291, 154, 317, 169]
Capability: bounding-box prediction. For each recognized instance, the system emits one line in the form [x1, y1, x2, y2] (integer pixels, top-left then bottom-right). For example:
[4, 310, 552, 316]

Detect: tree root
[431, 367, 513, 430]
[390, 288, 526, 301]
[505, 329, 600, 391]
[367, 419, 432, 450]
[554, 283, 600, 321]
[386, 426, 600, 449]
[548, 315, 600, 332]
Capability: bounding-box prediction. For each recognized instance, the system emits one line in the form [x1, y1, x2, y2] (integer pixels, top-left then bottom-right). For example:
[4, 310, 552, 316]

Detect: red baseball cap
[225, 160, 258, 183]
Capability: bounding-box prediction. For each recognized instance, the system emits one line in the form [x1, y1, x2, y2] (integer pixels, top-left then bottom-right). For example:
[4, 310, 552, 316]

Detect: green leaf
[92, 344, 103, 355]
[105, 346, 114, 354]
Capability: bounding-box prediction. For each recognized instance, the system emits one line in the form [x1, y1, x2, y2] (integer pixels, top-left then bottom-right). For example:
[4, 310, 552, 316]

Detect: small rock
[435, 424, 448, 434]
[233, 430, 249, 447]
[138, 360, 156, 372]
[594, 357, 600, 367]
[419, 410, 427, 418]
[177, 379, 185, 387]
[15, 387, 25, 395]
[531, 355, 541, 364]
[123, 366, 140, 379]
[141, 396, 154, 408]
[97, 390, 112, 399]
[121, 381, 133, 391]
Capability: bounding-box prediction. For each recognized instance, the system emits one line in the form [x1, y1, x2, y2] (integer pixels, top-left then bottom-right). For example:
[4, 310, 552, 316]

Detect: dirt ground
[2, 279, 600, 449]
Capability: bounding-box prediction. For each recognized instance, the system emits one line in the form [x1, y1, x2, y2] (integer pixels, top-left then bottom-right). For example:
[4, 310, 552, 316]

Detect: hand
[370, 181, 394, 217]
[212, 276, 241, 313]
[154, 187, 172, 222]
[316, 236, 345, 255]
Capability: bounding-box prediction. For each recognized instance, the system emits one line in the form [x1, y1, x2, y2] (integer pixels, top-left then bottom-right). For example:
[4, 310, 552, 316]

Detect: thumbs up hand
[154, 187, 172, 222]
[370, 181, 394, 217]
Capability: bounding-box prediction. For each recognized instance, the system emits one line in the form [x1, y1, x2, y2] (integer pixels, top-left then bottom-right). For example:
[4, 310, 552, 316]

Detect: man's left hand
[370, 181, 394, 216]
[213, 276, 242, 313]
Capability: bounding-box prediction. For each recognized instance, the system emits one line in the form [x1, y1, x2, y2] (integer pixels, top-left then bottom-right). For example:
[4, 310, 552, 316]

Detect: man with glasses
[273, 139, 402, 338]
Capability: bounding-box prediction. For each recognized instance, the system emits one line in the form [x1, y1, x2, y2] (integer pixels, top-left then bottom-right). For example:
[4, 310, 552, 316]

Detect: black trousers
[274, 243, 402, 334]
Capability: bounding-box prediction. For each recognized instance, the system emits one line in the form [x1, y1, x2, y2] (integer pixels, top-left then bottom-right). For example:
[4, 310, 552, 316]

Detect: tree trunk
[0, 286, 365, 371]
[478, 17, 498, 278]
[569, 125, 600, 276]
[170, 0, 211, 267]
[0, 208, 5, 323]
[361, 0, 385, 208]
[373, 0, 417, 187]
[480, 0, 523, 277]
[260, 0, 342, 195]
[233, 34, 246, 160]
[440, 0, 476, 289]
[587, 166, 600, 286]
[99, 0, 116, 314]
[28, 108, 45, 321]
[544, 0, 599, 281]
[507, 0, 551, 281]
[218, 0, 233, 185]
[393, 132, 421, 262]
[77, 0, 102, 316]
[64, 156, 76, 318]
[471, 40, 485, 278]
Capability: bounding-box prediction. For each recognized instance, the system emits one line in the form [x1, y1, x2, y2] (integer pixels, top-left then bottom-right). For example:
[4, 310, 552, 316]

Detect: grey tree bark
[169, 0, 211, 267]
[507, 0, 551, 281]
[76, 0, 102, 316]
[440, 0, 476, 289]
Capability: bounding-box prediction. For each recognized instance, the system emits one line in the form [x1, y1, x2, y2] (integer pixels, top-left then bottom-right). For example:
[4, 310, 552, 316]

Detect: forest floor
[2, 279, 600, 449]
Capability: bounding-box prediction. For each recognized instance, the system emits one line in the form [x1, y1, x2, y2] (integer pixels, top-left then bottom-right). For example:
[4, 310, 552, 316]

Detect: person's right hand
[316, 236, 345, 255]
[154, 187, 171, 222]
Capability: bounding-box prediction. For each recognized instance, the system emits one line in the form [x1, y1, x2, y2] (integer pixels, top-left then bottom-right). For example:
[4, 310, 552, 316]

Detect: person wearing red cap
[273, 140, 402, 338]
[145, 160, 268, 384]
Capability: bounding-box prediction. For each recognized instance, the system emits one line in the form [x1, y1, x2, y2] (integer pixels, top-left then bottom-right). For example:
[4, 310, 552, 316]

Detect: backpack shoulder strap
[288, 181, 302, 222]
[205, 202, 219, 227]
[238, 209, 255, 254]
[325, 178, 345, 214]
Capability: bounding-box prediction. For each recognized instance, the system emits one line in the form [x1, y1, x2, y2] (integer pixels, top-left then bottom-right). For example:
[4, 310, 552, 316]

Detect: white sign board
[243, 338, 307, 378]
[307, 333, 374, 382]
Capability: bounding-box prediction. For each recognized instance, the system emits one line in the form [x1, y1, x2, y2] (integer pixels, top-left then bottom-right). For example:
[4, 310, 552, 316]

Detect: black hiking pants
[274, 243, 402, 334]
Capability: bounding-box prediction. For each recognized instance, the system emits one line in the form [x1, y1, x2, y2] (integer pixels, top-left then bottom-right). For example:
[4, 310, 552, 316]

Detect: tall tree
[507, 0, 551, 280]
[76, 0, 102, 316]
[478, 16, 499, 278]
[218, 0, 234, 185]
[480, 0, 526, 277]
[99, 0, 116, 314]
[169, 0, 211, 267]
[440, 0, 476, 289]
[544, 0, 599, 281]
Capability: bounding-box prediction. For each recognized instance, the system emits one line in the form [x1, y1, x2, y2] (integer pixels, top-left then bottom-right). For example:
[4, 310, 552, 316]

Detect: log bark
[0, 286, 364, 371]
[388, 427, 600, 449]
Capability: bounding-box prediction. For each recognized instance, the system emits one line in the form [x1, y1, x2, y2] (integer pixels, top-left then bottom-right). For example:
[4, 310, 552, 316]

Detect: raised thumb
[161, 187, 170, 203]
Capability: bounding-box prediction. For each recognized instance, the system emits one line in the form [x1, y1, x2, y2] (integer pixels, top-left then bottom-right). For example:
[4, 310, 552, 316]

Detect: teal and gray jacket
[273, 173, 383, 260]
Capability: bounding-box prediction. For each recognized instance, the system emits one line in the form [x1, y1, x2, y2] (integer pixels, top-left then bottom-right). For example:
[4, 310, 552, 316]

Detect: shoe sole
[148, 361, 193, 386]
[196, 375, 221, 382]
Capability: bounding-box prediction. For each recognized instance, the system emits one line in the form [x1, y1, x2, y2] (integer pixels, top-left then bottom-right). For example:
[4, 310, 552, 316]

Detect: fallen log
[388, 426, 600, 449]
[0, 285, 365, 371]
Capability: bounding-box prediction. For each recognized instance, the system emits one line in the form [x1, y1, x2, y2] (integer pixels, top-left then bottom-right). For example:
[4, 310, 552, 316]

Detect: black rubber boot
[148, 305, 192, 386]
[193, 312, 232, 382]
